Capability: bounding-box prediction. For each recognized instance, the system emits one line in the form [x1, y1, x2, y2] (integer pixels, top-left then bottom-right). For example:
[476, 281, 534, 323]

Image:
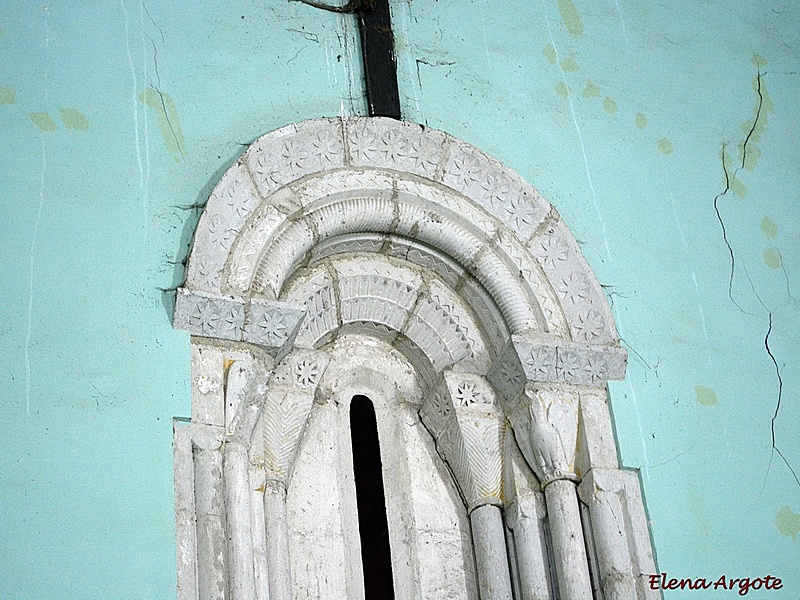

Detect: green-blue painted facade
[1, 1, 797, 598]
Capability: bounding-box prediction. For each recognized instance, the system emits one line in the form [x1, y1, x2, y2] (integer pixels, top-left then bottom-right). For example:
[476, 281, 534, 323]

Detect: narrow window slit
[349, 395, 395, 599]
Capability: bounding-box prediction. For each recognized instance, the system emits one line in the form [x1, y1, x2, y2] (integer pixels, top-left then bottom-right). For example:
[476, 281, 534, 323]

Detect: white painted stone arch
[172, 117, 657, 600]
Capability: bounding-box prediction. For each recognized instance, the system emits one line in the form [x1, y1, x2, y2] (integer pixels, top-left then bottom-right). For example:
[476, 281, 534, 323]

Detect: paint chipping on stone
[560, 57, 579, 73]
[761, 217, 778, 239]
[139, 87, 186, 161]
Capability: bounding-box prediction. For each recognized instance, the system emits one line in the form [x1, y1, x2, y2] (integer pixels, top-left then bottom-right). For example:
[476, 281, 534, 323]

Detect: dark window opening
[350, 395, 395, 600]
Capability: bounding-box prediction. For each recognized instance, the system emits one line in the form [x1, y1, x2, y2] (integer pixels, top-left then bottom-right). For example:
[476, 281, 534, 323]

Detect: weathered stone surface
[173, 117, 654, 600]
[488, 334, 627, 397]
[420, 371, 506, 511]
[175, 288, 305, 358]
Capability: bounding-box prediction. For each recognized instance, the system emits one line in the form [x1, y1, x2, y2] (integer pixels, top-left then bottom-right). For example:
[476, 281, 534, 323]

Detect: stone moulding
[172, 117, 658, 600]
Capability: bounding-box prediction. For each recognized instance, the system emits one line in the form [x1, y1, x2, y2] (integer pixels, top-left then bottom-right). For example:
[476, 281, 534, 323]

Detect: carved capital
[174, 288, 306, 359]
[262, 350, 330, 484]
[420, 371, 506, 511]
[503, 384, 580, 486]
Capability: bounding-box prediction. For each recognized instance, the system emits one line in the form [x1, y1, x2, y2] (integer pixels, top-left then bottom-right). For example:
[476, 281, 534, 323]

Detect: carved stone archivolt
[172, 117, 657, 600]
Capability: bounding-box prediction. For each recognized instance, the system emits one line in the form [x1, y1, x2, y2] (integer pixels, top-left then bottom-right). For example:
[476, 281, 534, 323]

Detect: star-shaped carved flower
[573, 310, 606, 342]
[454, 382, 483, 407]
[188, 299, 219, 335]
[280, 138, 310, 175]
[207, 214, 236, 248]
[309, 130, 340, 166]
[584, 354, 607, 383]
[555, 349, 581, 381]
[448, 153, 483, 189]
[378, 129, 407, 164]
[255, 310, 289, 346]
[294, 359, 320, 388]
[498, 359, 523, 390]
[505, 195, 537, 230]
[538, 236, 570, 270]
[224, 180, 256, 221]
[558, 272, 590, 306]
[525, 347, 554, 380]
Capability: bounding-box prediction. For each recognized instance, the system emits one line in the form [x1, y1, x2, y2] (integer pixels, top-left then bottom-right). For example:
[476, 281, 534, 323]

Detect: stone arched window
[172, 118, 658, 600]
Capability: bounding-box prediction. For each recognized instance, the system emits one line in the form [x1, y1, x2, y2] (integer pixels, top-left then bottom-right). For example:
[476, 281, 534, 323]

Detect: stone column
[264, 479, 292, 600]
[193, 426, 228, 600]
[470, 504, 514, 600]
[503, 385, 592, 600]
[543, 478, 592, 600]
[224, 440, 256, 600]
[578, 469, 638, 600]
[505, 493, 552, 600]
[258, 350, 330, 600]
[420, 372, 513, 600]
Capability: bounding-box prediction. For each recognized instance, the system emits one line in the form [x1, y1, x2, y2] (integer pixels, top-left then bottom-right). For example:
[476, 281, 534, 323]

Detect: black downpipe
[357, 0, 402, 119]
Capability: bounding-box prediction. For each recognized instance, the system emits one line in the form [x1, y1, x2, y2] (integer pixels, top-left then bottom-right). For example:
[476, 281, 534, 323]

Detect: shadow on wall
[160, 139, 260, 322]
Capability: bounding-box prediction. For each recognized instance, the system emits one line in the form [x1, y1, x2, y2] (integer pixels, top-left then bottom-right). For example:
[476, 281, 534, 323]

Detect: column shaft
[470, 504, 514, 600]
[544, 480, 592, 600]
[590, 490, 637, 600]
[224, 441, 256, 600]
[194, 447, 228, 600]
[507, 496, 553, 600]
[264, 480, 292, 600]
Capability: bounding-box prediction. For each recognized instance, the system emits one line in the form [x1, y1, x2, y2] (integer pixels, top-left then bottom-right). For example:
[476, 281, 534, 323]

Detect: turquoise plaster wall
[1, 1, 797, 598]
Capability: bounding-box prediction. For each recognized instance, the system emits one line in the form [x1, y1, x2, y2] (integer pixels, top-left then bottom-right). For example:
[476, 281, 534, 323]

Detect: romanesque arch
[172, 117, 658, 600]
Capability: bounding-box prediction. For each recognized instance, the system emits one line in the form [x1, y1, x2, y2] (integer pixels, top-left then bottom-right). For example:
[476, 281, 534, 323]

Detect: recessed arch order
[172, 117, 658, 600]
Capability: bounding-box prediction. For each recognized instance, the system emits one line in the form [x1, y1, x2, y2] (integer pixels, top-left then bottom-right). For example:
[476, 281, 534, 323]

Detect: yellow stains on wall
[0, 85, 16, 104]
[694, 386, 717, 406]
[635, 113, 647, 129]
[657, 137, 673, 155]
[763, 248, 781, 270]
[776, 507, 800, 539]
[603, 97, 617, 114]
[557, 0, 584, 35]
[738, 55, 774, 172]
[543, 44, 557, 64]
[59, 109, 89, 130]
[760, 217, 778, 239]
[29, 112, 57, 132]
[556, 82, 570, 97]
[139, 87, 186, 162]
[582, 81, 600, 98]
[560, 57, 579, 73]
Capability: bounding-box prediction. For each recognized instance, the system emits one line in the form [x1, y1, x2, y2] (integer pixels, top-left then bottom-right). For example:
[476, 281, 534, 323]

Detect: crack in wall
[763, 313, 800, 488]
[711, 61, 798, 491]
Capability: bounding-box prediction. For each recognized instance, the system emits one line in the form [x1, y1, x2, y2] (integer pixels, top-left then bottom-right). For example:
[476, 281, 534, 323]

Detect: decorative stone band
[174, 288, 306, 359]
[420, 371, 506, 511]
[487, 334, 627, 398]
